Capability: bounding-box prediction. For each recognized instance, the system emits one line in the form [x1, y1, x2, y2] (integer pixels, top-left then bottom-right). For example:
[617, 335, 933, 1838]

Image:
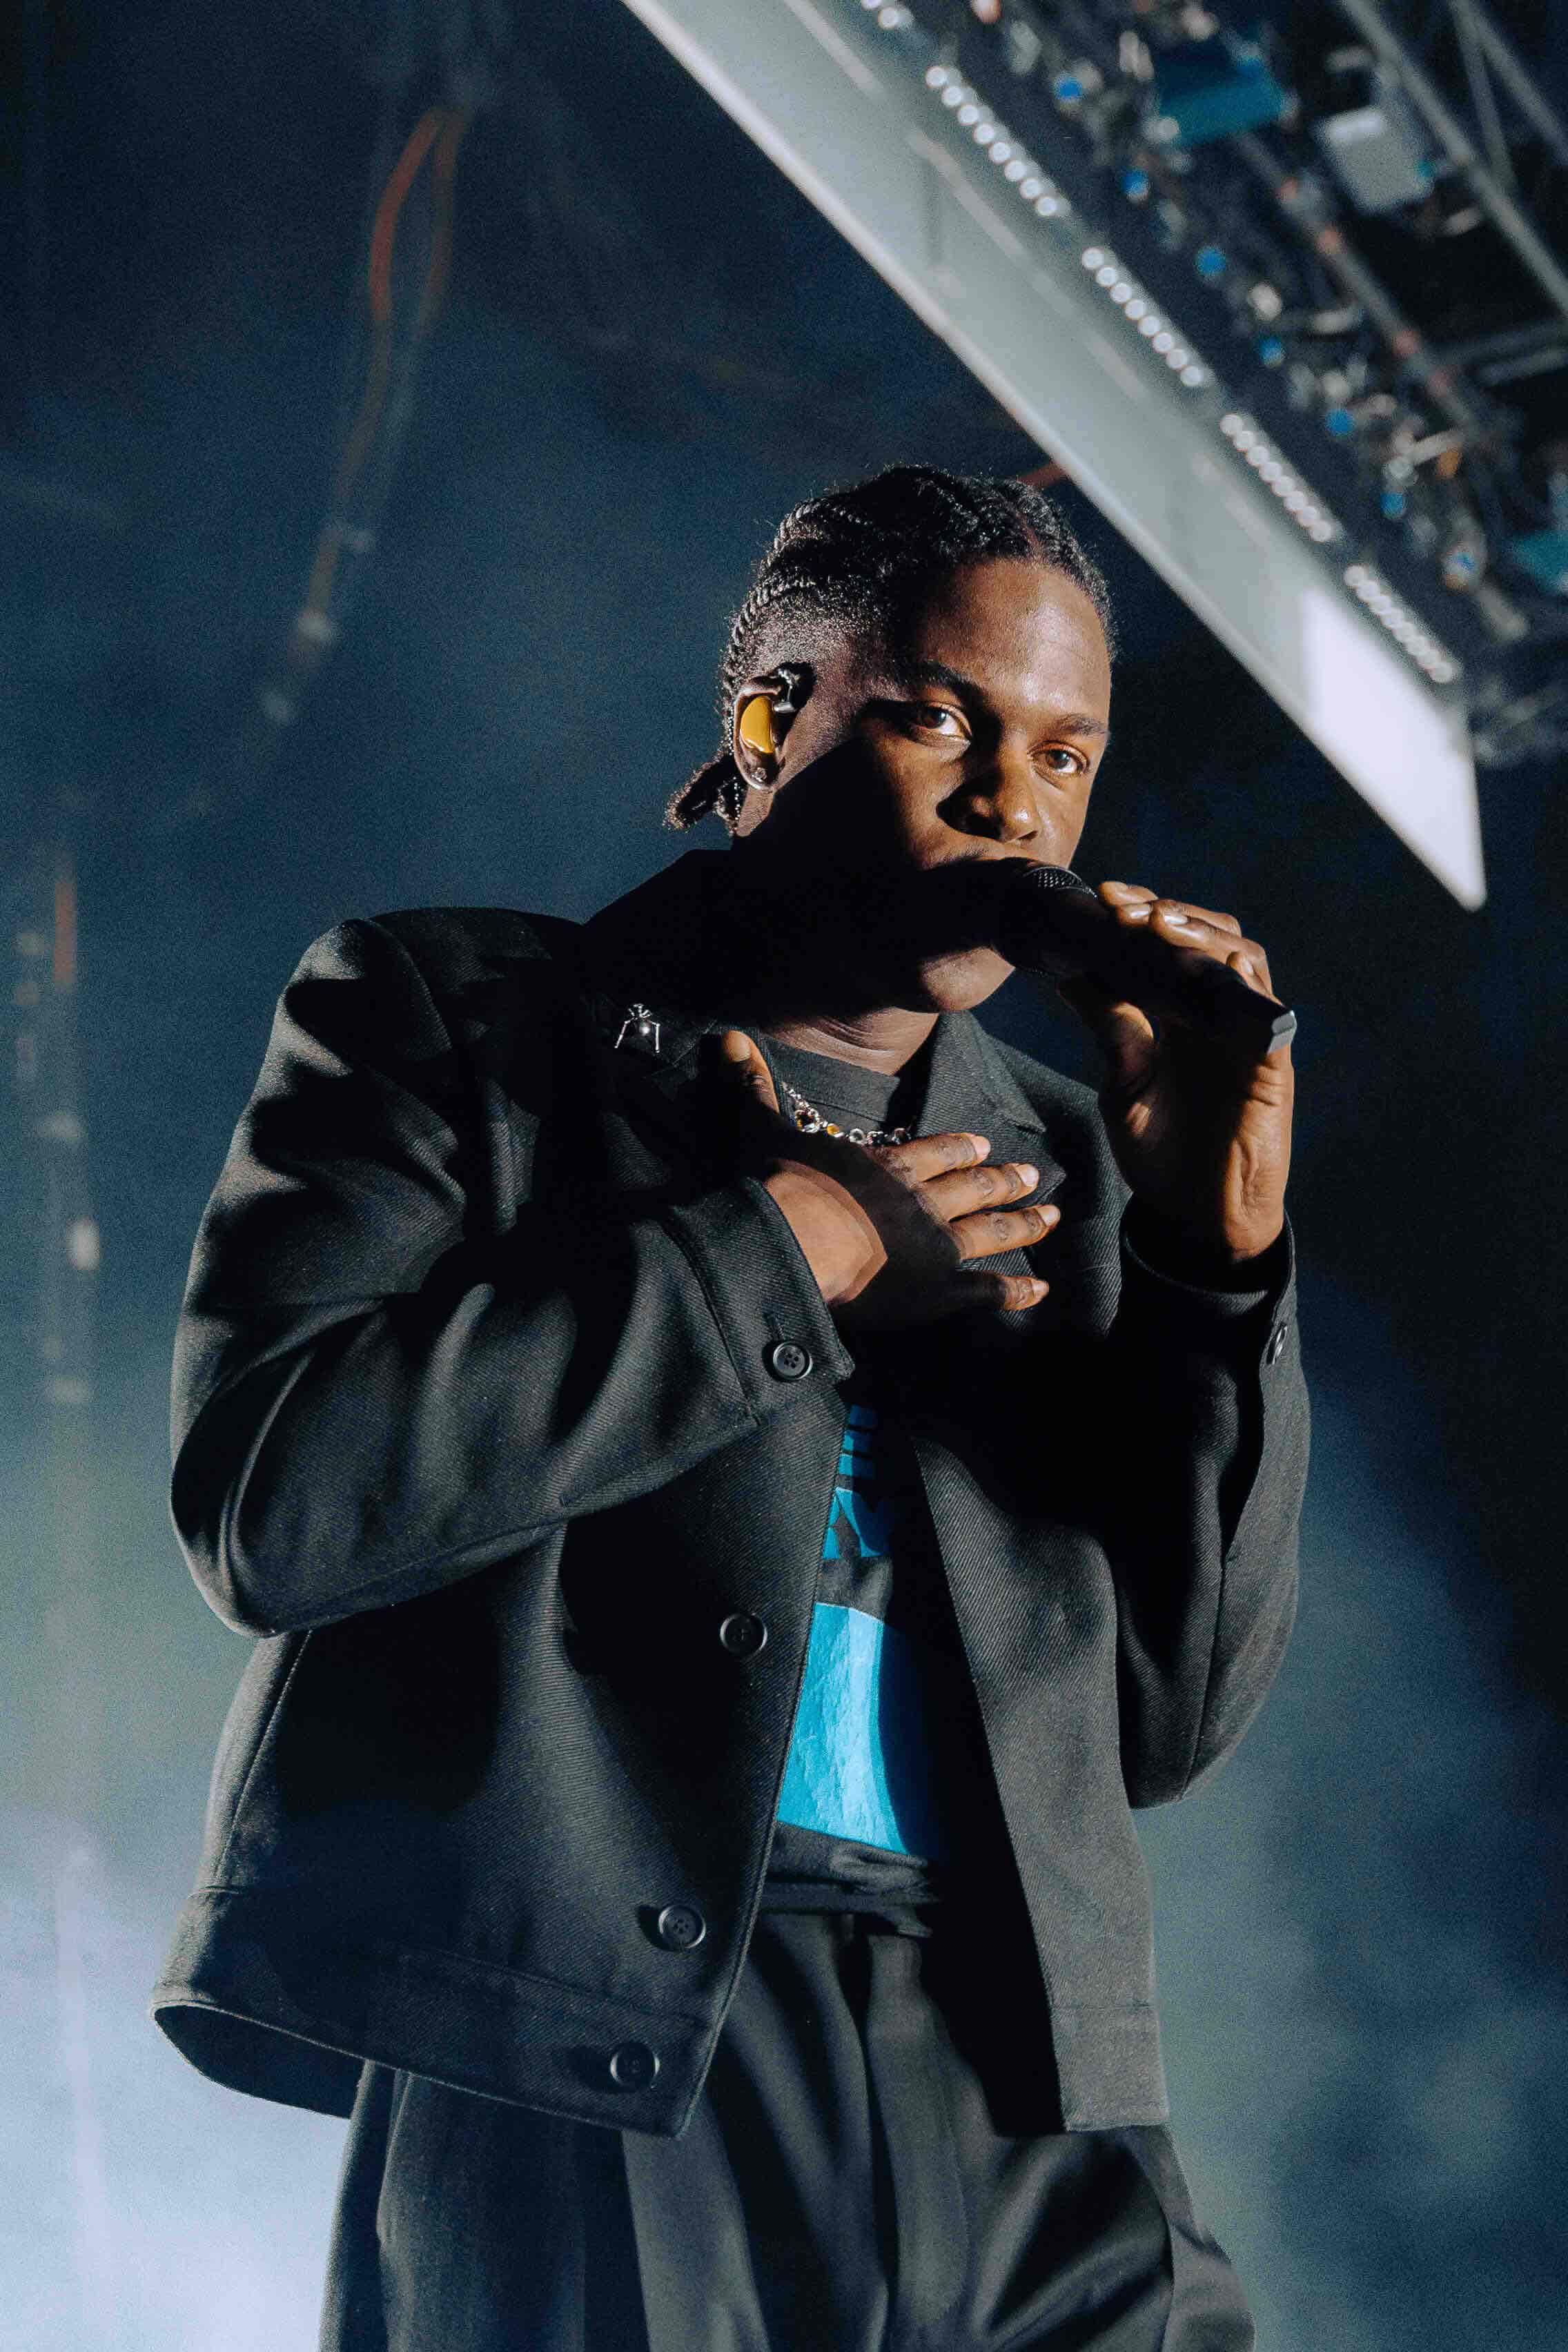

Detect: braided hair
[668, 463, 1115, 830]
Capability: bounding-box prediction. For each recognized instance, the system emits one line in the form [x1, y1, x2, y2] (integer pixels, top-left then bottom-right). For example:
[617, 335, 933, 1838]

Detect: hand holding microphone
[994, 863, 1296, 1269]
[994, 862, 1295, 1060]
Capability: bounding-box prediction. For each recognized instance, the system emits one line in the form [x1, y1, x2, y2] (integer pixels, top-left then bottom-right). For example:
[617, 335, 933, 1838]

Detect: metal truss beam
[1333, 0, 1568, 328]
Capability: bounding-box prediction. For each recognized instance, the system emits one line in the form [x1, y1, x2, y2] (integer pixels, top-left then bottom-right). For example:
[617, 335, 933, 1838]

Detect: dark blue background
[4, 6, 1565, 2344]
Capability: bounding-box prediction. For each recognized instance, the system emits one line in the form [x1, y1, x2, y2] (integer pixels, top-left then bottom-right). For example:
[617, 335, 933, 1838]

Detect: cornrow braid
[668, 463, 1115, 829]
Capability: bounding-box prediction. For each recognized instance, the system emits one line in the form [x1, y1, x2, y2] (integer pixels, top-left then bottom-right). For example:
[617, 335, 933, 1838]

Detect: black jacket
[152, 853, 1309, 2137]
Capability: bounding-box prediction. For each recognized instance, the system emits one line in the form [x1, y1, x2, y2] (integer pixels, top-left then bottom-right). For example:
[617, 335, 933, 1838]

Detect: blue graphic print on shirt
[776, 1399, 963, 1861]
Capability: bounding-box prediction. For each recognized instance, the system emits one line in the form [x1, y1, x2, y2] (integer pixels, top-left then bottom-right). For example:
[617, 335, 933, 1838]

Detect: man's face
[732, 557, 1113, 1014]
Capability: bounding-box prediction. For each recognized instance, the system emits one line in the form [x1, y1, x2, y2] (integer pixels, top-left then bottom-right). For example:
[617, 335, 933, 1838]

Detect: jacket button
[767, 1340, 812, 1381]
[607, 2040, 660, 2090]
[718, 1611, 767, 1658]
[1264, 1320, 1289, 1366]
[655, 1902, 707, 1950]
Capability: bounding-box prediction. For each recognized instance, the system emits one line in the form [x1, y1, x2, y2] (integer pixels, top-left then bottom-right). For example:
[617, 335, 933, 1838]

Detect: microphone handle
[1005, 872, 1297, 1059]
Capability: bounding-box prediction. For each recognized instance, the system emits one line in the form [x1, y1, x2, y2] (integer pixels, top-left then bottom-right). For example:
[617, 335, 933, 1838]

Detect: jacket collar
[567, 851, 1064, 1185]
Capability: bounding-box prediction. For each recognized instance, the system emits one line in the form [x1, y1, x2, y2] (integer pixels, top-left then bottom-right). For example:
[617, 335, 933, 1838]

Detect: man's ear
[729, 663, 814, 792]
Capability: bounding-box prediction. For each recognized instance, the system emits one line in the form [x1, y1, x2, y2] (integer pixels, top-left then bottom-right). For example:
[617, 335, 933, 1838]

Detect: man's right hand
[705, 1030, 1058, 1327]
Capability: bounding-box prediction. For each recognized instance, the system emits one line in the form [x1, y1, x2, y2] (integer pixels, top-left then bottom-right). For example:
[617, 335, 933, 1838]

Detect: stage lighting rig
[857, 0, 1567, 788]
[627, 0, 1556, 899]
[918, 0, 1567, 768]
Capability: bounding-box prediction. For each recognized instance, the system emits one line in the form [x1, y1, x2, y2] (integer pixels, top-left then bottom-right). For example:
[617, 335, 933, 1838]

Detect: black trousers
[320, 1912, 1255, 2352]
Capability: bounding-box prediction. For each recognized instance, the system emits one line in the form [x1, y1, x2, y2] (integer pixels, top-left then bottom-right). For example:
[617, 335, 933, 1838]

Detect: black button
[655, 1902, 707, 1951]
[607, 2040, 660, 2090]
[1264, 1321, 1289, 1366]
[718, 1611, 767, 1658]
[767, 1340, 812, 1381]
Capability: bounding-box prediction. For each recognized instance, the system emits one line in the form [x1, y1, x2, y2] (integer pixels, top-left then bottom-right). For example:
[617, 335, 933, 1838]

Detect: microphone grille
[994, 861, 1096, 972]
[1013, 863, 1093, 895]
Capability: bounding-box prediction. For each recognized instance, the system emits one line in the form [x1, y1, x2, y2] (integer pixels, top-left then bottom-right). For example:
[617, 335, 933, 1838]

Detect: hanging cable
[302, 105, 473, 629]
[167, 92, 481, 821]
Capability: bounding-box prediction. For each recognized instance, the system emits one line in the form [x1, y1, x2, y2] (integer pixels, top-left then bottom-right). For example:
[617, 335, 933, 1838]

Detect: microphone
[994, 863, 1297, 1058]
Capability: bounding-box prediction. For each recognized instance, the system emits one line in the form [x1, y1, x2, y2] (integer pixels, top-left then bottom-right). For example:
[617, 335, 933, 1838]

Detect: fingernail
[967, 1135, 990, 1158]
[1160, 908, 1191, 928]
[1016, 1163, 1039, 1188]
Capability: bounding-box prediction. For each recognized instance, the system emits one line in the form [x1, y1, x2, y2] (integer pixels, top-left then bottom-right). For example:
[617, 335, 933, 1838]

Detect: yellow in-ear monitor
[736, 667, 808, 765]
[738, 694, 778, 758]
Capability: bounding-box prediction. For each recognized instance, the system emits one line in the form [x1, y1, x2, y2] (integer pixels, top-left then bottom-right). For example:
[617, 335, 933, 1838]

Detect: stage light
[1340, 558, 1461, 679]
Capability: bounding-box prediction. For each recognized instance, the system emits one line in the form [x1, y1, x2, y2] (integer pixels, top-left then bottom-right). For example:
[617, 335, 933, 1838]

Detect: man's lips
[905, 852, 1042, 952]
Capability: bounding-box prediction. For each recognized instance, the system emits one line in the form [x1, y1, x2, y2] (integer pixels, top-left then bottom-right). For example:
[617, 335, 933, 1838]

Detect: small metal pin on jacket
[615, 1003, 661, 1055]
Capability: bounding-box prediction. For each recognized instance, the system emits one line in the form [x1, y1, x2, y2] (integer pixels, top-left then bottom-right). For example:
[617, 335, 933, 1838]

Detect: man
[154, 465, 1307, 2349]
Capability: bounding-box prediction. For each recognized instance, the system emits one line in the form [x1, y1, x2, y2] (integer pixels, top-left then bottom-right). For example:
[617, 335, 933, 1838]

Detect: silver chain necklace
[779, 1081, 911, 1150]
[611, 1001, 910, 1148]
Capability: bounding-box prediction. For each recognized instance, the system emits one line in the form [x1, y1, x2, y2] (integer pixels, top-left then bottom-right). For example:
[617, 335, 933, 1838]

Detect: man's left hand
[1056, 880, 1293, 1268]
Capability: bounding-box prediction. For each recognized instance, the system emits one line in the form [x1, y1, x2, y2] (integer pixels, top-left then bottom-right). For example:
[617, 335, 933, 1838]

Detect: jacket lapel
[915, 1012, 1066, 1203]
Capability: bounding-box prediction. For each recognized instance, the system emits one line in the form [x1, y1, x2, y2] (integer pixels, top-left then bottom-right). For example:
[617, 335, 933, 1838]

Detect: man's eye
[912, 703, 963, 733]
[1040, 746, 1087, 777]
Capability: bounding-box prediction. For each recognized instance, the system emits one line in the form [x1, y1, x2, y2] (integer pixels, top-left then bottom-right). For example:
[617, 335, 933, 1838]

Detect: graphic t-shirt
[754, 1038, 1004, 1912]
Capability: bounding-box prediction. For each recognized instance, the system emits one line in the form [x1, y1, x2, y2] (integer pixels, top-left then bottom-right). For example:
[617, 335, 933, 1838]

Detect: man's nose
[950, 756, 1039, 845]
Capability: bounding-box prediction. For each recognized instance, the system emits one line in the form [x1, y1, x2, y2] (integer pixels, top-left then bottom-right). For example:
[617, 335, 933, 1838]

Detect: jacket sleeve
[170, 917, 852, 1637]
[1101, 1194, 1309, 1807]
